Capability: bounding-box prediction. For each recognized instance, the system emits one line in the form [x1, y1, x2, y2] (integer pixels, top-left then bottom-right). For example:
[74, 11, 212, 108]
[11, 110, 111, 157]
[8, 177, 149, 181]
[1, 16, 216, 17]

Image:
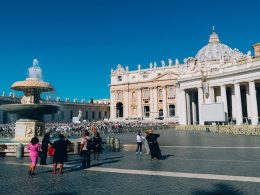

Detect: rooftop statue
[168, 58, 172, 66]
[175, 58, 179, 66]
[149, 62, 153, 69]
[138, 64, 141, 71]
[161, 60, 165, 67]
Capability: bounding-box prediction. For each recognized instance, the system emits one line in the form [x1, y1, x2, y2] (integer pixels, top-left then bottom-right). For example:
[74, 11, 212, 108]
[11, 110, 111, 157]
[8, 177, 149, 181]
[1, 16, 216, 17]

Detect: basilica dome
[195, 29, 233, 62]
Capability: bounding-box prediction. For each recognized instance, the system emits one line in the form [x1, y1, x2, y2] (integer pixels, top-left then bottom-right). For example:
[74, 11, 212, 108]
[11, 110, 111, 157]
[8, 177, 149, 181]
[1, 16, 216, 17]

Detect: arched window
[169, 105, 175, 117]
[116, 102, 124, 118]
[159, 109, 163, 117]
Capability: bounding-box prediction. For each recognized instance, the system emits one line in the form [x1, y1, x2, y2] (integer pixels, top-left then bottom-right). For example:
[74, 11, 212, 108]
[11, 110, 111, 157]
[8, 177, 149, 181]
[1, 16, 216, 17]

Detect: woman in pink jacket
[27, 137, 41, 175]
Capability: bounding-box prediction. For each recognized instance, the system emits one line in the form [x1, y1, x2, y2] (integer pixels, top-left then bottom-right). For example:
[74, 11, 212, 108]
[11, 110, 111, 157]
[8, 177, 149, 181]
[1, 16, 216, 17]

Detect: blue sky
[0, 0, 259, 100]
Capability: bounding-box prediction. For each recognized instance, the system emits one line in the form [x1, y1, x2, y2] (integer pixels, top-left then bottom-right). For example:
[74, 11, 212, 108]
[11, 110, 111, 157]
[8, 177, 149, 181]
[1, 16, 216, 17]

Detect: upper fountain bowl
[11, 78, 54, 92]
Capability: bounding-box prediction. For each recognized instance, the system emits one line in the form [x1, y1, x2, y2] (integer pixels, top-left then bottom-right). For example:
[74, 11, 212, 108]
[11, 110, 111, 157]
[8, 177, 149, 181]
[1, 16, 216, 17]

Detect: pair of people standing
[80, 131, 102, 169]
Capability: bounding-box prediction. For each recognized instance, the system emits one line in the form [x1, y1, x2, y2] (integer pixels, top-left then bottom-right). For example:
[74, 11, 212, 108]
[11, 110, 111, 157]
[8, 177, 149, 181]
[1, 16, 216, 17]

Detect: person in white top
[136, 131, 145, 155]
[80, 131, 91, 168]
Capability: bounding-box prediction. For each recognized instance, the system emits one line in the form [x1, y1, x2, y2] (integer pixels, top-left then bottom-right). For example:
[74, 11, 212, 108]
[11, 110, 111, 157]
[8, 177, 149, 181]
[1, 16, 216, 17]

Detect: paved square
[1, 129, 260, 194]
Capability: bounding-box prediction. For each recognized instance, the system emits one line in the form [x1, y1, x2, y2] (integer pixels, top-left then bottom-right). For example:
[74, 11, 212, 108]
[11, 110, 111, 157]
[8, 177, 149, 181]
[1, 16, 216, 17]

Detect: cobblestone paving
[1, 129, 260, 194]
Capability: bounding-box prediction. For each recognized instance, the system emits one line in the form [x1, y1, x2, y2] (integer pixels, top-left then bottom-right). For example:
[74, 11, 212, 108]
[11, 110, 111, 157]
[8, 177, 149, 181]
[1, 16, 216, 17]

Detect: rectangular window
[105, 111, 107, 117]
[85, 111, 88, 119]
[92, 111, 95, 119]
[61, 111, 64, 119]
[99, 111, 101, 119]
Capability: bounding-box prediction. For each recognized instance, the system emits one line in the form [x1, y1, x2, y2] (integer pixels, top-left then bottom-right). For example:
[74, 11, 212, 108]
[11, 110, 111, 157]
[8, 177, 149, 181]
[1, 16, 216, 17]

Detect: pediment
[152, 72, 177, 81]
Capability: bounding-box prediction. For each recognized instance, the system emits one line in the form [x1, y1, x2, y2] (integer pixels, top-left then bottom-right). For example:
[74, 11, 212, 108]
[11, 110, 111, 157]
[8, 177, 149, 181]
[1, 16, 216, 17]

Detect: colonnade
[179, 80, 259, 125]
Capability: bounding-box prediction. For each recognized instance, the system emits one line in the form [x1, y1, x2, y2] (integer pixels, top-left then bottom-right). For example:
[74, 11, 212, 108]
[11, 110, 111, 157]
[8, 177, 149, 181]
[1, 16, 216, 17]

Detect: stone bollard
[16, 143, 24, 159]
[106, 136, 110, 144]
[73, 142, 80, 154]
[114, 138, 120, 151]
[110, 137, 115, 147]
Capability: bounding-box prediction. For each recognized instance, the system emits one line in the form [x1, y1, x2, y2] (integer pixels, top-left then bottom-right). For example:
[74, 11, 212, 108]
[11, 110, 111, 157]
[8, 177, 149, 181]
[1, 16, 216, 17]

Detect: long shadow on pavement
[192, 183, 244, 195]
[160, 154, 174, 160]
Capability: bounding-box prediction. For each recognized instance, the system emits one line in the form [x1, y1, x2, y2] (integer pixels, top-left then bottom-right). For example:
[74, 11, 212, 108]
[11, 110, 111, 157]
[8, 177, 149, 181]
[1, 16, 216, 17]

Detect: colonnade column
[234, 82, 243, 125]
[150, 87, 154, 118]
[198, 87, 204, 125]
[209, 87, 215, 103]
[179, 89, 187, 125]
[153, 87, 158, 118]
[186, 91, 191, 125]
[162, 86, 167, 118]
[137, 88, 142, 118]
[191, 92, 197, 124]
[231, 86, 236, 120]
[221, 85, 228, 119]
[246, 85, 251, 120]
[249, 80, 259, 125]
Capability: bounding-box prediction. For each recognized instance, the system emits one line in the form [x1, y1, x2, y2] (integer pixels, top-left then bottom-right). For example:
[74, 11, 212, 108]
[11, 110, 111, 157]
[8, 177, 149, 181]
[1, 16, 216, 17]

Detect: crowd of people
[0, 121, 173, 139]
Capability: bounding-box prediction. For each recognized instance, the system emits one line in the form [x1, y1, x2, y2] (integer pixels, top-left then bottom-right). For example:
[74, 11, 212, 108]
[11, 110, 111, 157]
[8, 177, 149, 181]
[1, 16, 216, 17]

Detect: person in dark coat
[52, 134, 71, 174]
[145, 129, 162, 160]
[40, 133, 52, 165]
[93, 132, 102, 160]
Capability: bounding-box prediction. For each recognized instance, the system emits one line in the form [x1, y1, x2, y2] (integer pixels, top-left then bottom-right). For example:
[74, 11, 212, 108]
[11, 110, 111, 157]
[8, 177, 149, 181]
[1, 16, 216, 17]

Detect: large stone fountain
[0, 59, 59, 141]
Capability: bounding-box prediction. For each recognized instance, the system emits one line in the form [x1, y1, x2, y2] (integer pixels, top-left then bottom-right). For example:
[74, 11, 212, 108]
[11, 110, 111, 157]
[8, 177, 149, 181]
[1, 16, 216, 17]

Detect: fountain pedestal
[15, 119, 44, 141]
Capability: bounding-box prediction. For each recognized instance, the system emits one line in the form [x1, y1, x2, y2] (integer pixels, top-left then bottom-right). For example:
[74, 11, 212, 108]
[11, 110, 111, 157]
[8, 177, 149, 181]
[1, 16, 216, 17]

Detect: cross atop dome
[209, 26, 220, 43]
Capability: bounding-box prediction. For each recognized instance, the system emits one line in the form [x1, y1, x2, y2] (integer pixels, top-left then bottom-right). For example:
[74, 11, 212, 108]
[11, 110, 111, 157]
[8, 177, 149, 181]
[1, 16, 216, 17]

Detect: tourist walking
[52, 134, 71, 174]
[93, 132, 102, 161]
[27, 137, 41, 175]
[136, 131, 145, 155]
[40, 133, 53, 165]
[144, 131, 150, 154]
[80, 131, 91, 168]
[146, 129, 162, 160]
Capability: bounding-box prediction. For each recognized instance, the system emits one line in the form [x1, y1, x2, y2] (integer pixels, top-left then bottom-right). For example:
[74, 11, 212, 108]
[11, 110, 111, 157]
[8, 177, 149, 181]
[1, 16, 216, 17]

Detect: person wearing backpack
[80, 131, 91, 169]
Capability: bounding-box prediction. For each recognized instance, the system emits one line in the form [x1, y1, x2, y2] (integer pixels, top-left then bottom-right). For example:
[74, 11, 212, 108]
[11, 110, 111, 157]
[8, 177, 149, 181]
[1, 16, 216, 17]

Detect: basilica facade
[110, 29, 260, 125]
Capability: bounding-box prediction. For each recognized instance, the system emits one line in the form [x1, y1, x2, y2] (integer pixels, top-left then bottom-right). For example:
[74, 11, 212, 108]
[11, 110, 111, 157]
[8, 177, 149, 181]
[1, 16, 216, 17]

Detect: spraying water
[28, 59, 42, 80]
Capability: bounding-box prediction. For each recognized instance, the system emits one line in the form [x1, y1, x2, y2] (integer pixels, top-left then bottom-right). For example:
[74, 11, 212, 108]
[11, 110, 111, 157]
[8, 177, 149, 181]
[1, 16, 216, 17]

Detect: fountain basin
[0, 104, 60, 115]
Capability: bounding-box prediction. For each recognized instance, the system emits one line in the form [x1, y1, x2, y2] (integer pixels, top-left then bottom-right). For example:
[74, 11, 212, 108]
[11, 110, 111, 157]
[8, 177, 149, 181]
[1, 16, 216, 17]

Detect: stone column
[221, 85, 228, 120]
[137, 88, 142, 118]
[186, 91, 191, 125]
[231, 86, 236, 120]
[179, 89, 187, 125]
[191, 91, 197, 124]
[246, 84, 251, 120]
[124, 90, 129, 119]
[234, 82, 243, 125]
[198, 87, 204, 125]
[150, 88, 154, 118]
[209, 87, 215, 103]
[153, 87, 158, 118]
[110, 91, 116, 120]
[249, 80, 259, 125]
[162, 86, 167, 118]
